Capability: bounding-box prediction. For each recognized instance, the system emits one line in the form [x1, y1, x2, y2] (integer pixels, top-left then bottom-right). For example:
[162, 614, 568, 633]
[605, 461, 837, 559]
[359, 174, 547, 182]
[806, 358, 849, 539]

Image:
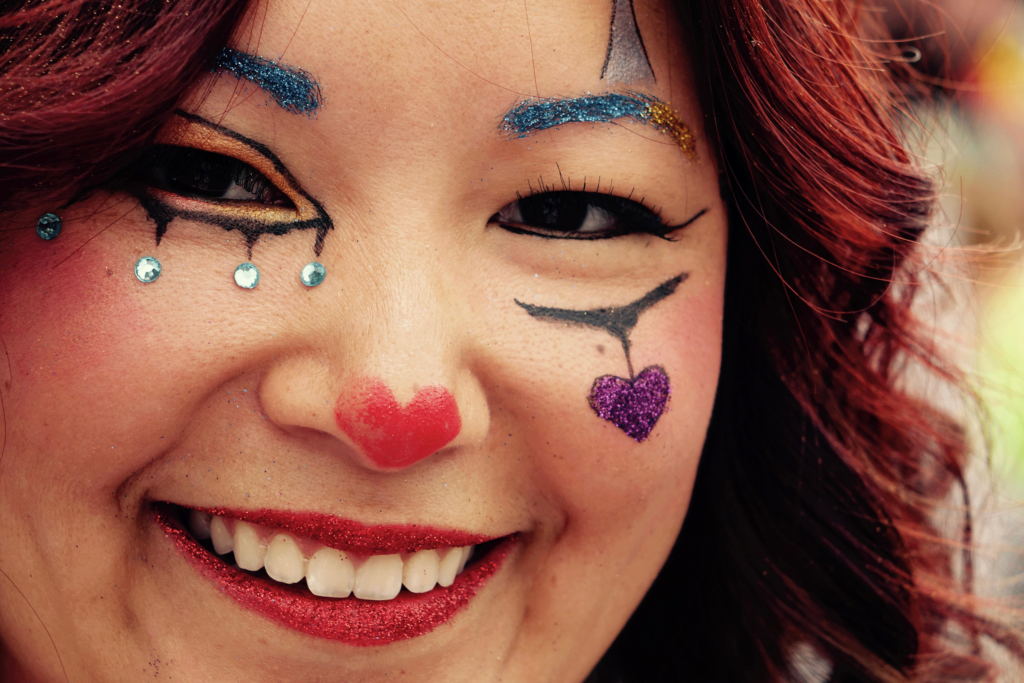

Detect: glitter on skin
[588, 365, 670, 442]
[500, 91, 697, 160]
[155, 508, 514, 645]
[193, 506, 495, 556]
[213, 48, 323, 116]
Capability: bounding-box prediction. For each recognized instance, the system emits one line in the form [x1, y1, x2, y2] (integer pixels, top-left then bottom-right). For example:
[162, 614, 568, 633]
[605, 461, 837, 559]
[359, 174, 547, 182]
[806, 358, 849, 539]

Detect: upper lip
[174, 503, 504, 555]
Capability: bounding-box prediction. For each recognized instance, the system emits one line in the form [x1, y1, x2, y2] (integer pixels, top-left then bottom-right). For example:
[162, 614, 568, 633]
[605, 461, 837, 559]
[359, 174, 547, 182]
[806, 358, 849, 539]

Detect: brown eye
[490, 191, 672, 240]
[139, 146, 293, 207]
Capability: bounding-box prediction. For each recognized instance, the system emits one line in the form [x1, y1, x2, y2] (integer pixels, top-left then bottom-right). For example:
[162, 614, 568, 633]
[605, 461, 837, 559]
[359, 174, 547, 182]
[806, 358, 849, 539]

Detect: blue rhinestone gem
[135, 256, 161, 283]
[300, 261, 326, 287]
[234, 262, 259, 289]
[36, 213, 61, 240]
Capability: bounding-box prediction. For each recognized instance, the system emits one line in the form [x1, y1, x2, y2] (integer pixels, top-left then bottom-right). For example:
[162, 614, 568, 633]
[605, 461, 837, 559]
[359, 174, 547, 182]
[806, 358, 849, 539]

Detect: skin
[0, 0, 726, 681]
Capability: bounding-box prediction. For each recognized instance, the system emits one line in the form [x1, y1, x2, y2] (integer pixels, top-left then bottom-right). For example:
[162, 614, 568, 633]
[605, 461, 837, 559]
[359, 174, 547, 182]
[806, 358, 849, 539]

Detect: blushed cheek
[3, 250, 139, 382]
[520, 284, 724, 532]
[0, 221, 149, 478]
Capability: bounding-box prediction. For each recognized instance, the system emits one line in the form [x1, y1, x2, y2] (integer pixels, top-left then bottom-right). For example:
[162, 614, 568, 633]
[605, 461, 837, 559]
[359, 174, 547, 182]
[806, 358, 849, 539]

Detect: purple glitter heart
[588, 365, 671, 442]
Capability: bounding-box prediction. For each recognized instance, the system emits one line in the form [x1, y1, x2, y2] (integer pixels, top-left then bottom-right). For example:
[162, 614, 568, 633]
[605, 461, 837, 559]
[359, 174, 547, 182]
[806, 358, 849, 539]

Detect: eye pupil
[138, 145, 292, 208]
[519, 192, 589, 230]
[165, 149, 236, 198]
[493, 189, 669, 240]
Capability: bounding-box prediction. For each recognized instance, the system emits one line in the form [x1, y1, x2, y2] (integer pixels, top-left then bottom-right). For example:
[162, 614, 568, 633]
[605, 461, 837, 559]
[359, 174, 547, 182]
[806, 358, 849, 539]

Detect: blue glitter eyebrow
[212, 48, 323, 116]
[500, 92, 696, 160]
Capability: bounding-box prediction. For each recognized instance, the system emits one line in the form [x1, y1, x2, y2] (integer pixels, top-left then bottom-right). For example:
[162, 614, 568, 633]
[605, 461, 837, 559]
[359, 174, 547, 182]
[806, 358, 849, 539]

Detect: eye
[138, 145, 293, 208]
[489, 190, 675, 240]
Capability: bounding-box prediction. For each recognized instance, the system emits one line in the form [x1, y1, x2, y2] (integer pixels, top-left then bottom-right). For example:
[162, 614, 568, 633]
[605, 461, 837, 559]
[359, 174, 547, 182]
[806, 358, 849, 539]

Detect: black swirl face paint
[129, 110, 333, 258]
[515, 274, 685, 441]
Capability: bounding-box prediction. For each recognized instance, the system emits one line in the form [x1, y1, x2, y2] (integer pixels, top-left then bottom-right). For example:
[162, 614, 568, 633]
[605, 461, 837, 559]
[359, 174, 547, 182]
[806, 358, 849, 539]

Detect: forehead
[229, 0, 678, 107]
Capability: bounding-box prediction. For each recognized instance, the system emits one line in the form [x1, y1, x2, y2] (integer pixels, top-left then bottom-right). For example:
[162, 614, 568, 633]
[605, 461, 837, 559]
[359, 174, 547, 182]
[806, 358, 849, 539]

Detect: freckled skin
[0, 1, 727, 682]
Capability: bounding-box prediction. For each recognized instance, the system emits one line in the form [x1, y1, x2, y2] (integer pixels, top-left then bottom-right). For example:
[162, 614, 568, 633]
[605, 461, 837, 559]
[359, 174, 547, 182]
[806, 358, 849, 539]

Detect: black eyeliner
[496, 206, 707, 241]
[128, 110, 333, 257]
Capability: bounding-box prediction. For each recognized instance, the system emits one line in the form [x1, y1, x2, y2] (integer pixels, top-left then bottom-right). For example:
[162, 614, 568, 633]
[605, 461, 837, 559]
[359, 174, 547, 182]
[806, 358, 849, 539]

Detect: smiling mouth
[153, 503, 515, 645]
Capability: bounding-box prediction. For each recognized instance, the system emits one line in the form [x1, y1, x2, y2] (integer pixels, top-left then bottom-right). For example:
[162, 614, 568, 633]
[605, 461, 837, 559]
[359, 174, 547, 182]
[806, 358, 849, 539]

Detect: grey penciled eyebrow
[212, 48, 323, 116]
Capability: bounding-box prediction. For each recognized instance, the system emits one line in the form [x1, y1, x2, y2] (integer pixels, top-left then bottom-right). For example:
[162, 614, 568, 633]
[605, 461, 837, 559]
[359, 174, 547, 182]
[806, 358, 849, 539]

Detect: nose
[334, 377, 462, 469]
[257, 257, 489, 472]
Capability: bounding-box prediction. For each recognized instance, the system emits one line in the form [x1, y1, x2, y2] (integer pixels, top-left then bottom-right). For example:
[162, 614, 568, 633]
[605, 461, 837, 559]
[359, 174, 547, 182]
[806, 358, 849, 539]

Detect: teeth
[457, 546, 473, 574]
[354, 554, 403, 600]
[210, 516, 233, 555]
[306, 548, 355, 598]
[197, 512, 477, 601]
[264, 534, 306, 584]
[437, 547, 464, 588]
[189, 510, 212, 540]
[402, 549, 440, 594]
[233, 521, 267, 571]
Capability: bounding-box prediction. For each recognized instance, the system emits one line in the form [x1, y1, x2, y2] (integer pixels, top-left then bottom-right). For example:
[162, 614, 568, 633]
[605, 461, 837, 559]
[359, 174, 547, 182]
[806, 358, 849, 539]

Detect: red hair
[1, 0, 1021, 681]
[0, 0, 249, 212]
[593, 1, 1023, 681]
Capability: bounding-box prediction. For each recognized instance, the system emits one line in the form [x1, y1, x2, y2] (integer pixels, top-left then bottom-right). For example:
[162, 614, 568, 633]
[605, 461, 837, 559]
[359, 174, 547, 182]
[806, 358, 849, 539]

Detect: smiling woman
[0, 1, 1020, 682]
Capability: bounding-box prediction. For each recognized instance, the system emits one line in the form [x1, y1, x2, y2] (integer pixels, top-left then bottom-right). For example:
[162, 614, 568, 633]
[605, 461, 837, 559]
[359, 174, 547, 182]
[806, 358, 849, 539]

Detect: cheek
[511, 283, 723, 543]
[0, 225, 153, 484]
[0, 203, 232, 491]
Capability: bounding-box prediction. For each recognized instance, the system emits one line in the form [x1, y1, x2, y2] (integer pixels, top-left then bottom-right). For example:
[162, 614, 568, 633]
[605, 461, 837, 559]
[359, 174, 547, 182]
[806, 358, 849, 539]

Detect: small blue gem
[36, 213, 61, 240]
[300, 261, 326, 287]
[234, 262, 259, 289]
[135, 257, 161, 283]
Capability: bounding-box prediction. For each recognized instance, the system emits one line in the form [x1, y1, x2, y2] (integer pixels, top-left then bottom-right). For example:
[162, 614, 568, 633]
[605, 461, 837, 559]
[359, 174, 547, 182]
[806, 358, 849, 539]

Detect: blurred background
[883, 0, 1024, 632]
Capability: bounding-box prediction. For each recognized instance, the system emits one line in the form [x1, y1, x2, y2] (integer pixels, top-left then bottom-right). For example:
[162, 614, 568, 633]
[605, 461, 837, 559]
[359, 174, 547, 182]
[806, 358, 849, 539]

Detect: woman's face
[0, 1, 726, 680]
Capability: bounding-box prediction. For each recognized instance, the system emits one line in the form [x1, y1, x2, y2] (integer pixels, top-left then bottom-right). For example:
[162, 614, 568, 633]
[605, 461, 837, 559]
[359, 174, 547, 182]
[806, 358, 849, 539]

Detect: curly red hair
[1, 0, 1021, 681]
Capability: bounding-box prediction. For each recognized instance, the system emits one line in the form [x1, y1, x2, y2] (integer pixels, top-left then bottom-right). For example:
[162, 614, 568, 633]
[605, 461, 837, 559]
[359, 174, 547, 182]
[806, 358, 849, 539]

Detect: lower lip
[154, 507, 514, 645]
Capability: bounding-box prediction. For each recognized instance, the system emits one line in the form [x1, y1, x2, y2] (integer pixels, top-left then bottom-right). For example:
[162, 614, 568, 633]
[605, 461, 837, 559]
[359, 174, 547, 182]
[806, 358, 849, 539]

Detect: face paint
[213, 48, 323, 116]
[128, 110, 333, 257]
[155, 507, 513, 645]
[589, 366, 670, 441]
[515, 274, 685, 441]
[601, 0, 655, 86]
[334, 379, 462, 470]
[501, 92, 697, 159]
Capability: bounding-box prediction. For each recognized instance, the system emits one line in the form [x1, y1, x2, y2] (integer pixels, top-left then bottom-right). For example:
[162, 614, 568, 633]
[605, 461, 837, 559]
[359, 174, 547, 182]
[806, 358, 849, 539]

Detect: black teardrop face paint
[515, 274, 685, 442]
[128, 110, 333, 258]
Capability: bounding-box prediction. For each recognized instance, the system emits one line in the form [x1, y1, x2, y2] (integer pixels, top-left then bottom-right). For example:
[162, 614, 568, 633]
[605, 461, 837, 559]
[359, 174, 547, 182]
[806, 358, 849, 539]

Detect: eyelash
[133, 141, 678, 244]
[489, 185, 678, 241]
[137, 146, 293, 208]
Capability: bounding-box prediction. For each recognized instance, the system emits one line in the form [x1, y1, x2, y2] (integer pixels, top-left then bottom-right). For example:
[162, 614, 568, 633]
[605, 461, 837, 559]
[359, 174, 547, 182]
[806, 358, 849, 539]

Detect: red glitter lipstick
[154, 506, 514, 645]
[190, 505, 496, 555]
[334, 378, 462, 470]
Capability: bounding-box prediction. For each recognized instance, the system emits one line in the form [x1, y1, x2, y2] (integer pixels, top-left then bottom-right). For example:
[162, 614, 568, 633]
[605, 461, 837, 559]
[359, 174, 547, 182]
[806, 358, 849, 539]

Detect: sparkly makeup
[35, 213, 61, 240]
[135, 256, 162, 283]
[501, 92, 696, 159]
[233, 262, 259, 289]
[154, 506, 514, 645]
[300, 261, 326, 287]
[129, 110, 333, 257]
[184, 506, 496, 556]
[601, 0, 655, 85]
[213, 48, 323, 116]
[515, 274, 685, 441]
[335, 378, 462, 470]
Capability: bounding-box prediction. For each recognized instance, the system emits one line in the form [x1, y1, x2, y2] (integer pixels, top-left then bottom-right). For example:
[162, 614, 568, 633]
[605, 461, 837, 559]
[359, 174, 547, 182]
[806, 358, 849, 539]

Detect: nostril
[334, 378, 462, 470]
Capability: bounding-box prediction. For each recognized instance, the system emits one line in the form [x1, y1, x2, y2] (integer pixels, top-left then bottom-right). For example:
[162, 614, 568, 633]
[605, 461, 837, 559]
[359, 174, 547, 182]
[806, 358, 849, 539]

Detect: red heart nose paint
[335, 378, 462, 469]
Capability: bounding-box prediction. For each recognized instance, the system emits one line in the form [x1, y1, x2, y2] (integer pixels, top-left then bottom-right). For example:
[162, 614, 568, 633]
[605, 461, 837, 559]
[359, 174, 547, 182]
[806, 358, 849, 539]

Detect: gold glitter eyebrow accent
[500, 91, 698, 161]
[643, 101, 696, 161]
